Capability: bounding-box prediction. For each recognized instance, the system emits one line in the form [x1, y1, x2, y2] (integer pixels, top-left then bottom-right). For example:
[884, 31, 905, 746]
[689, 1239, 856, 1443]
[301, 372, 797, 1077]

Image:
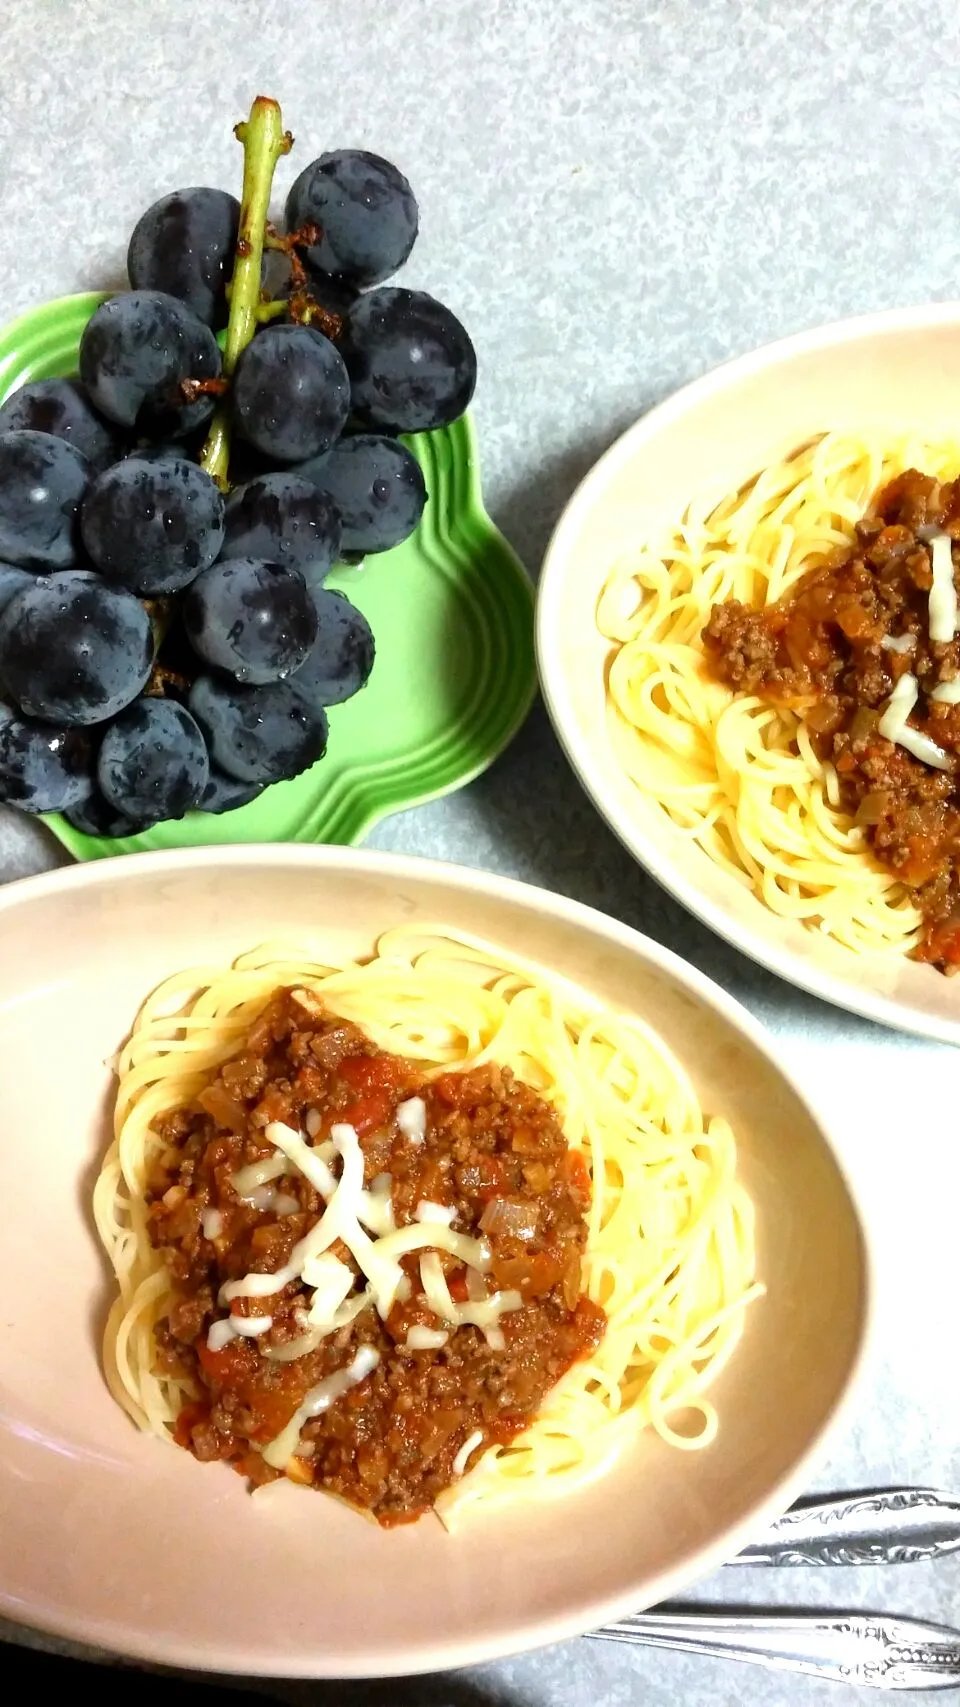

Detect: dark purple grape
[0, 431, 89, 571]
[232, 324, 350, 463]
[284, 150, 418, 288]
[188, 674, 328, 784]
[0, 379, 124, 472]
[65, 791, 155, 838]
[0, 708, 93, 812]
[297, 434, 426, 553]
[78, 291, 222, 439]
[125, 440, 202, 465]
[342, 288, 476, 434]
[127, 188, 240, 327]
[81, 456, 225, 595]
[290, 590, 375, 707]
[220, 474, 342, 589]
[97, 698, 209, 821]
[198, 765, 265, 814]
[184, 557, 317, 684]
[0, 573, 154, 725]
[0, 564, 33, 618]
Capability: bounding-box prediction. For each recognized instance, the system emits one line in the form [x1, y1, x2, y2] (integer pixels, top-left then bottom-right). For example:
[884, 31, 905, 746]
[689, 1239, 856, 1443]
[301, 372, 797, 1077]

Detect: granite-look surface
[2, 1, 959, 1701]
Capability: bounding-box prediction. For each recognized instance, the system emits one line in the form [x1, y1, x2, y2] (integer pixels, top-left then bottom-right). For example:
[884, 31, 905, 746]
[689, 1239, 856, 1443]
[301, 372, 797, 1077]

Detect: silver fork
[589, 1489, 960, 1689]
[590, 1611, 960, 1689]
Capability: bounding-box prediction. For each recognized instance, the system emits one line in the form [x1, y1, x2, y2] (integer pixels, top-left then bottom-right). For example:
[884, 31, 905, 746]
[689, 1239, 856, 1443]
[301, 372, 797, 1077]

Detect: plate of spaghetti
[538, 301, 960, 1041]
[0, 847, 867, 1676]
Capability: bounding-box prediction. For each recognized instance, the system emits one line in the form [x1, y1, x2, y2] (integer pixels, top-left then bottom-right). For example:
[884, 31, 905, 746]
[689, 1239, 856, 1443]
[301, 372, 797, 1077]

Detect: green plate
[0, 293, 536, 857]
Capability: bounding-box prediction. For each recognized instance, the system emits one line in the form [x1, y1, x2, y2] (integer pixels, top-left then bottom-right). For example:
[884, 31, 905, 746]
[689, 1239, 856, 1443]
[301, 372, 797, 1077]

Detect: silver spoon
[589, 1610, 960, 1689]
[734, 1487, 960, 1567]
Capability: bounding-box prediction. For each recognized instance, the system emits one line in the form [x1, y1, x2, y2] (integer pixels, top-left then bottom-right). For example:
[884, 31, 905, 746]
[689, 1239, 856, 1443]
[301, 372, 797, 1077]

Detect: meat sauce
[147, 989, 605, 1525]
[703, 469, 960, 969]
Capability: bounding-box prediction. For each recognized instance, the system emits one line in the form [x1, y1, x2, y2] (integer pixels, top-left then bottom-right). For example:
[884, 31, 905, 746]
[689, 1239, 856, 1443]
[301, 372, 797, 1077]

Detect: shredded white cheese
[244, 1183, 301, 1214]
[219, 1124, 494, 1325]
[262, 1345, 381, 1469]
[929, 533, 959, 644]
[305, 1108, 322, 1137]
[456, 1290, 525, 1351]
[415, 1199, 457, 1227]
[417, 1251, 522, 1347]
[877, 673, 951, 770]
[396, 1096, 426, 1144]
[420, 1251, 458, 1323]
[451, 1429, 485, 1478]
[301, 1251, 355, 1321]
[932, 678, 960, 704]
[231, 1152, 288, 1197]
[359, 1172, 395, 1236]
[206, 1313, 273, 1352]
[404, 1325, 449, 1352]
[217, 1114, 525, 1449]
[266, 1290, 372, 1362]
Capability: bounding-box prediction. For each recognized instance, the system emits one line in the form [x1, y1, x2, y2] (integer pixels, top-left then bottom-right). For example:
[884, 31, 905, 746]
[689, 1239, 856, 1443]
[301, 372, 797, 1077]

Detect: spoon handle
[735, 1487, 960, 1567]
[590, 1610, 960, 1689]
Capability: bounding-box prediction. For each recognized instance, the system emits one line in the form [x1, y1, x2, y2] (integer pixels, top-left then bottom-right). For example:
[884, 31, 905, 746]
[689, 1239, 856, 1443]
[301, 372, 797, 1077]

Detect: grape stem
[200, 96, 292, 489]
[263, 222, 344, 341]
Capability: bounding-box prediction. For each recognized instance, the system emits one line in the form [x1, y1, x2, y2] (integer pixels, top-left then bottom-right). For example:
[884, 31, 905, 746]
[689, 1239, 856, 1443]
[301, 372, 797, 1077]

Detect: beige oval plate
[538, 300, 960, 1044]
[0, 847, 870, 1676]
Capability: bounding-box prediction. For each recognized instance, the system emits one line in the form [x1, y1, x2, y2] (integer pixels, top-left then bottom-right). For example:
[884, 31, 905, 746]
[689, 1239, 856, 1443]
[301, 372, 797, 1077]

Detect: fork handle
[589, 1610, 960, 1689]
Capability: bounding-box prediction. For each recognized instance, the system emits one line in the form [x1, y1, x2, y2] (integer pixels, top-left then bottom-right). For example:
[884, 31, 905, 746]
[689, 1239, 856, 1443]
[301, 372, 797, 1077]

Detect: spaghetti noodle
[598, 429, 960, 958]
[94, 927, 759, 1528]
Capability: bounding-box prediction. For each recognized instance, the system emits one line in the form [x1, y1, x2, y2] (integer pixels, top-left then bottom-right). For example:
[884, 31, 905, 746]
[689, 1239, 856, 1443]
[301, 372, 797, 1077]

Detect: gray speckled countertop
[2, 2, 960, 1703]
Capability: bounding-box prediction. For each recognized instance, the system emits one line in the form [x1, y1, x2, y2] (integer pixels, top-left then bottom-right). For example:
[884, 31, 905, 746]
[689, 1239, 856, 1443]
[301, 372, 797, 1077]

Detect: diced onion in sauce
[201, 1207, 223, 1241]
[854, 790, 893, 826]
[881, 632, 916, 654]
[849, 707, 879, 743]
[479, 1197, 539, 1241]
[396, 1096, 427, 1144]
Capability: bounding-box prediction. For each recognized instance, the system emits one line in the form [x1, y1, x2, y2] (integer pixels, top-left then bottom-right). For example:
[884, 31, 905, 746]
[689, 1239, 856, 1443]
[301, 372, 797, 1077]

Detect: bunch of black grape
[0, 144, 477, 835]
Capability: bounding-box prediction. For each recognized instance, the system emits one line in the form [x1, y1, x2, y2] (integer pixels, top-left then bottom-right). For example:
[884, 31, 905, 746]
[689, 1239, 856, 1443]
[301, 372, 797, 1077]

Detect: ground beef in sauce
[147, 989, 605, 1525]
[702, 468, 960, 970]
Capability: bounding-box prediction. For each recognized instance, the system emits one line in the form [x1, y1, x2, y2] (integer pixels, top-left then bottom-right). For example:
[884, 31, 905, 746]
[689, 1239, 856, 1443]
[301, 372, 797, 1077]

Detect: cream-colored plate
[0, 847, 870, 1677]
[537, 301, 960, 1043]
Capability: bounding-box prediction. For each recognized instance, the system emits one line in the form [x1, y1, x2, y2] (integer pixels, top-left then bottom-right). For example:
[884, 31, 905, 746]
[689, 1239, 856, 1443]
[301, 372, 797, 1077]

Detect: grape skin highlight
[0, 431, 90, 572]
[0, 574, 155, 726]
[81, 456, 225, 596]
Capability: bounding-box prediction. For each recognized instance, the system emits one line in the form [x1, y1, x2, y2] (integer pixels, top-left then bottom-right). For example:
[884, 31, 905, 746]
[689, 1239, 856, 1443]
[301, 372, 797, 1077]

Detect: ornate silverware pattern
[590, 1610, 960, 1688]
[735, 1487, 960, 1567]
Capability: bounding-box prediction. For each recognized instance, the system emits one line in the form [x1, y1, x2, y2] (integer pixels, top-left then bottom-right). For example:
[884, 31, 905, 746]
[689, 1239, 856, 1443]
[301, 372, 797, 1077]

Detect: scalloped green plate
[0, 293, 535, 857]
